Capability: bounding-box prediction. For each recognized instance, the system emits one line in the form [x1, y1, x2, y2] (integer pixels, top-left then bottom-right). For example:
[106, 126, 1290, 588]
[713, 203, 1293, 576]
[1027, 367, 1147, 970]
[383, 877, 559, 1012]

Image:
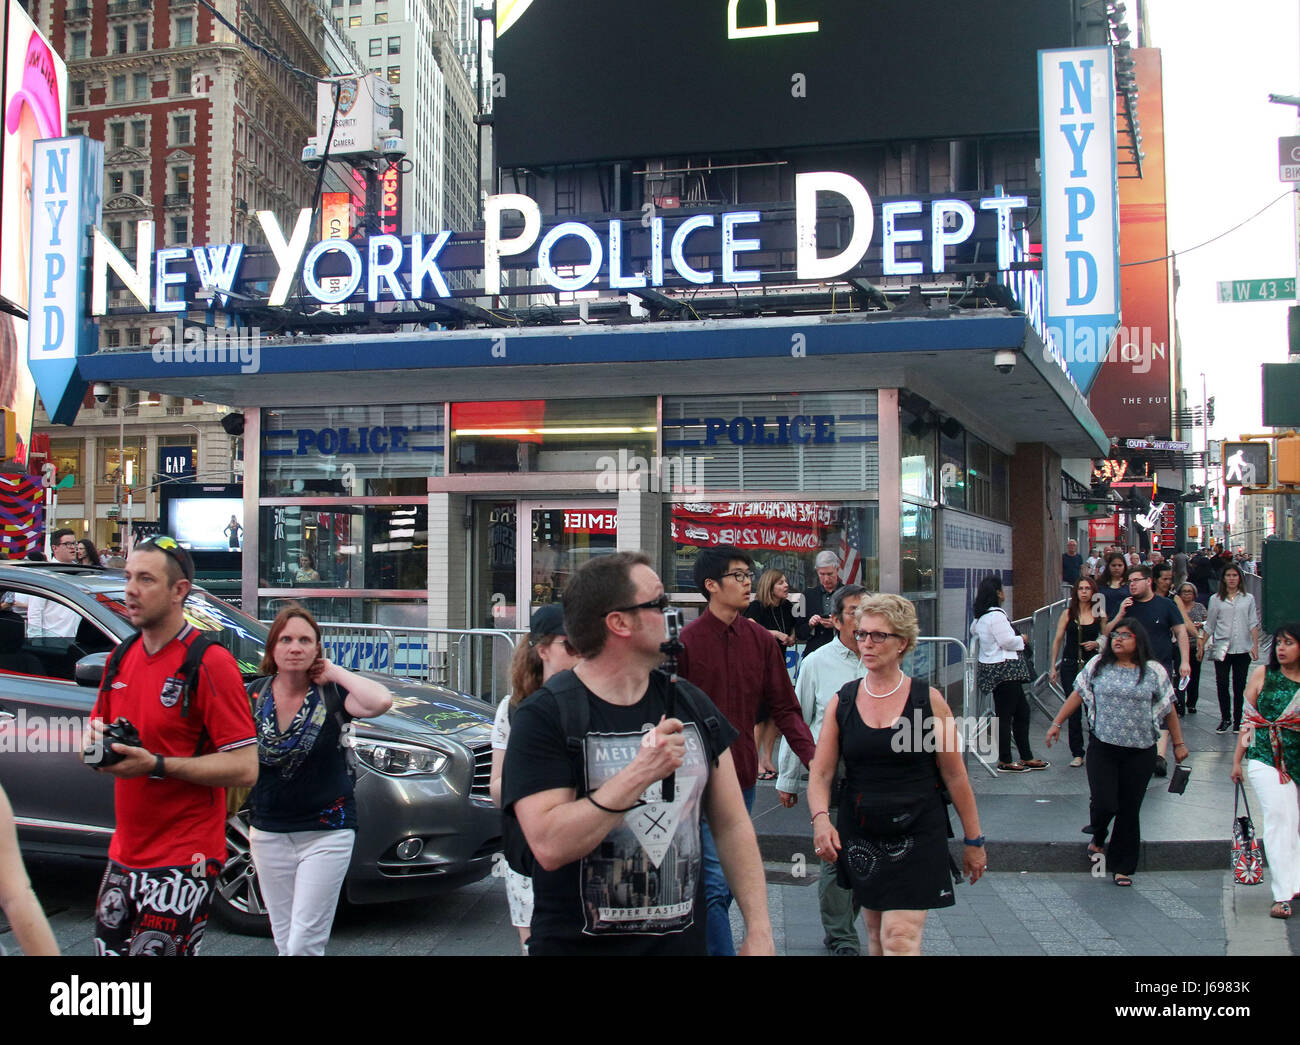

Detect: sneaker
[1069, 756, 1085, 768]
[1187, 706, 1198, 714]
[1215, 720, 1230, 734]
[998, 761, 1028, 773]
[1153, 755, 1167, 778]
[1233, 724, 1242, 733]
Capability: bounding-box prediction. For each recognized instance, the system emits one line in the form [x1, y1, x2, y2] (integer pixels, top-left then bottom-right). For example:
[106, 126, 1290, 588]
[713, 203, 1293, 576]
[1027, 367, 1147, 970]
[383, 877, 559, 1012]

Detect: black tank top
[1062, 617, 1101, 668]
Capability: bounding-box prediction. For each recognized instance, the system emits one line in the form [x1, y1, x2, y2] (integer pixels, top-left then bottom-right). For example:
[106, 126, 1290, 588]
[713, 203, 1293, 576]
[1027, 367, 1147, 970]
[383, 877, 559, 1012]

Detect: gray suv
[0, 563, 502, 935]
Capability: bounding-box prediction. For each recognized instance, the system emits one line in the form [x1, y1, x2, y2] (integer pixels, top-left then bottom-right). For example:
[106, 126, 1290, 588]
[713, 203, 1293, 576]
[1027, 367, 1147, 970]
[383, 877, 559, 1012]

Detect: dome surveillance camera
[379, 135, 407, 167]
[93, 382, 111, 403]
[301, 142, 323, 171]
[994, 350, 1017, 375]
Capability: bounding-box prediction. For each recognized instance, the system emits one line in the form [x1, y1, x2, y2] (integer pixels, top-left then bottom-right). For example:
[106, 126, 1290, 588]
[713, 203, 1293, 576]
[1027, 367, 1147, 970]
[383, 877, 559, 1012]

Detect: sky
[1143, 0, 1299, 444]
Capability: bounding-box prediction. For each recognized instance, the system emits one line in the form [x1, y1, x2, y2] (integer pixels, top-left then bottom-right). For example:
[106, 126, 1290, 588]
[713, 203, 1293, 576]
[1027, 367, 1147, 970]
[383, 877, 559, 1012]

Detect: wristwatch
[963, 834, 986, 847]
[149, 753, 166, 779]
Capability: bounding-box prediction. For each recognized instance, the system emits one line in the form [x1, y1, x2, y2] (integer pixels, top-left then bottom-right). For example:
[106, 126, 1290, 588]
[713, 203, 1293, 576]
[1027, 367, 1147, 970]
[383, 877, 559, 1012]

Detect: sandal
[997, 761, 1028, 773]
[1087, 843, 1105, 856]
[1270, 901, 1292, 919]
[1113, 873, 1132, 887]
[758, 770, 778, 781]
[1022, 759, 1050, 770]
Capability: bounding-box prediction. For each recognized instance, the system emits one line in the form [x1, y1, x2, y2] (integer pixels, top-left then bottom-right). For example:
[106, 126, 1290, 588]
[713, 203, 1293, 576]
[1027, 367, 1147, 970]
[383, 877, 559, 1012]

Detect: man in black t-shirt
[502, 551, 772, 956]
[1110, 564, 1190, 776]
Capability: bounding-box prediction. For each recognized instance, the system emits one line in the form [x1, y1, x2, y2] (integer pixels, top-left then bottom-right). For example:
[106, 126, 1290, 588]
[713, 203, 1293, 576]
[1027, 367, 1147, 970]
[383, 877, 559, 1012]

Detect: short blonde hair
[855, 594, 920, 653]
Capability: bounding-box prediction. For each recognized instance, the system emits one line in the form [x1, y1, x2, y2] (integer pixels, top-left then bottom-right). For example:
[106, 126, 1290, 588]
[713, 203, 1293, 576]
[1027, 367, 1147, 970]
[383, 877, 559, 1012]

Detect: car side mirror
[75, 651, 110, 688]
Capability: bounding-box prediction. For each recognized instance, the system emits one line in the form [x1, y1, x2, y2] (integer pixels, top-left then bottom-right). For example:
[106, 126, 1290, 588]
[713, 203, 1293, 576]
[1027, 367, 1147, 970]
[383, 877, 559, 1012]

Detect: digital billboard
[493, 0, 1078, 168]
[1, 0, 67, 461]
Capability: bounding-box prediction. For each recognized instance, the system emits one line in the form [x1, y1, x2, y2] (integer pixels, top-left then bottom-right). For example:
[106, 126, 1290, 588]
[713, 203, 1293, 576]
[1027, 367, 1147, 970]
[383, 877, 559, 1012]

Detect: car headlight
[355, 739, 449, 777]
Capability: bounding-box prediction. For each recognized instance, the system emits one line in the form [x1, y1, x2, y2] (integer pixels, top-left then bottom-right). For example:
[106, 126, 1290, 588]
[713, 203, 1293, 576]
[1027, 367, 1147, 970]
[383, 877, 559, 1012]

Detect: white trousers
[1246, 759, 1300, 903]
[250, 827, 355, 955]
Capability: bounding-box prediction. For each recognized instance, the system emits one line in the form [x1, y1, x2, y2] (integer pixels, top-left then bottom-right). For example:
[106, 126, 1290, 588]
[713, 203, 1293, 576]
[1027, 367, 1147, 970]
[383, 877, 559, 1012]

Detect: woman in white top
[971, 575, 1048, 773]
[1201, 563, 1259, 733]
[489, 604, 580, 955]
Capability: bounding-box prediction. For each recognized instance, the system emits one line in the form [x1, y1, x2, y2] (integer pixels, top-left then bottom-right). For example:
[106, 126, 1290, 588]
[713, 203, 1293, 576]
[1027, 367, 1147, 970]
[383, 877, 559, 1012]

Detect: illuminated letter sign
[1039, 46, 1120, 392]
[727, 0, 819, 39]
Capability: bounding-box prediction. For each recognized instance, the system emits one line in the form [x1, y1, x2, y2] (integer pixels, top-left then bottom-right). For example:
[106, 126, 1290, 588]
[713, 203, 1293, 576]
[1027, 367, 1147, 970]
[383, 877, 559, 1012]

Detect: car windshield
[94, 588, 267, 675]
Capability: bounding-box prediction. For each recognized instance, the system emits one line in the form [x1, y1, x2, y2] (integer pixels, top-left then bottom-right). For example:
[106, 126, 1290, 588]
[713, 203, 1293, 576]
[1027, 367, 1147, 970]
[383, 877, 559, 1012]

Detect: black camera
[85, 717, 142, 768]
[663, 607, 684, 644]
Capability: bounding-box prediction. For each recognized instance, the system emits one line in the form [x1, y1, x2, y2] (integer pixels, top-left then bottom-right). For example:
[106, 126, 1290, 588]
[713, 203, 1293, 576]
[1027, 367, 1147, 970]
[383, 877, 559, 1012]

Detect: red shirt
[92, 624, 256, 869]
[678, 608, 816, 790]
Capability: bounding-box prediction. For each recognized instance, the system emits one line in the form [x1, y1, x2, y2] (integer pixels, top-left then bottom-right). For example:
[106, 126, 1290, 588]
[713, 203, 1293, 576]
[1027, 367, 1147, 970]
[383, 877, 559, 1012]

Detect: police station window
[131, 119, 147, 147]
[110, 122, 126, 149]
[173, 114, 191, 145]
[369, 38, 381, 56]
[112, 75, 127, 102]
[175, 66, 192, 95]
[133, 72, 149, 100]
[113, 24, 128, 53]
[388, 36, 400, 53]
[129, 169, 145, 197]
[70, 31, 87, 57]
[386, 66, 400, 84]
[134, 22, 148, 51]
[900, 401, 936, 503]
[174, 16, 194, 46]
[71, 80, 86, 107]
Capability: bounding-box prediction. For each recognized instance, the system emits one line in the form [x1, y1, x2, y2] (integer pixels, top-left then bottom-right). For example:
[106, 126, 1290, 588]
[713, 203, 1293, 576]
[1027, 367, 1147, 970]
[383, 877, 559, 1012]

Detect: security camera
[93, 382, 111, 403]
[994, 350, 1017, 375]
[379, 135, 407, 167]
[301, 141, 323, 171]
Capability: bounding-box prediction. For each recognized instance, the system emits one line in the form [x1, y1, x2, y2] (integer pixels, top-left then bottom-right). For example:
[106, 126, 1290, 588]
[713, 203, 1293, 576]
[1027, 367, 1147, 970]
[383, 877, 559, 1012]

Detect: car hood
[349, 672, 495, 747]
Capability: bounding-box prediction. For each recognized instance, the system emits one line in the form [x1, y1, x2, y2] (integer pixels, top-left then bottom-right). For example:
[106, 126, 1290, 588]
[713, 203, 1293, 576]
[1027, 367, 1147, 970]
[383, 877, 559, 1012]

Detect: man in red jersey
[85, 536, 257, 956]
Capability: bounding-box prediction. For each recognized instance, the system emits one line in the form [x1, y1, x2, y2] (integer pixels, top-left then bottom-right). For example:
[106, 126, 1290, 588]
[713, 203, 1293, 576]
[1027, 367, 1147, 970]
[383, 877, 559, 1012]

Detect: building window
[114, 24, 128, 54]
[126, 328, 142, 347]
[131, 119, 147, 147]
[104, 329, 122, 349]
[70, 31, 87, 58]
[173, 114, 191, 145]
[110, 122, 126, 149]
[106, 220, 123, 247]
[172, 166, 190, 195]
[129, 169, 145, 197]
[374, 12, 388, 22]
[134, 22, 149, 51]
[386, 66, 400, 84]
[388, 36, 400, 54]
[174, 16, 193, 46]
[175, 66, 192, 95]
[369, 38, 382, 56]
[171, 216, 189, 243]
[108, 171, 124, 195]
[133, 72, 149, 100]
[71, 80, 86, 107]
[112, 75, 127, 102]
[349, 15, 361, 27]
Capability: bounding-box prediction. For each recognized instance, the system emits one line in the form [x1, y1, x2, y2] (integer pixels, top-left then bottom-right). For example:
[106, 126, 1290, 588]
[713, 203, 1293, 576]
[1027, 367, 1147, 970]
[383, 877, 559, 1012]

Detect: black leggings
[1087, 740, 1156, 876]
[1215, 653, 1252, 727]
[1184, 654, 1201, 712]
[1061, 663, 1086, 758]
[993, 680, 1034, 764]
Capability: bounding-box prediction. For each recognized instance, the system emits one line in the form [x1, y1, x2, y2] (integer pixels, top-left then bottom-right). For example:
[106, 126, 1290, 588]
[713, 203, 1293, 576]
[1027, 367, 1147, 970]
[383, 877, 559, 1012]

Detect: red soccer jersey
[92, 624, 256, 869]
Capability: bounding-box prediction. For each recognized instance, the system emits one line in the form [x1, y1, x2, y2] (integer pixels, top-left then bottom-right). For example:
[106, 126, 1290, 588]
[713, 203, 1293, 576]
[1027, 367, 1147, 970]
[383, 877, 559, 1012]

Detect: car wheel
[210, 809, 273, 938]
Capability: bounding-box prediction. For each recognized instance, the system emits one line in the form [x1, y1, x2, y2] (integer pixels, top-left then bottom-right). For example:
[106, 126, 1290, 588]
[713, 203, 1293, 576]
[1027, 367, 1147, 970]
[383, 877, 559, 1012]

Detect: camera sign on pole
[1222, 442, 1270, 487]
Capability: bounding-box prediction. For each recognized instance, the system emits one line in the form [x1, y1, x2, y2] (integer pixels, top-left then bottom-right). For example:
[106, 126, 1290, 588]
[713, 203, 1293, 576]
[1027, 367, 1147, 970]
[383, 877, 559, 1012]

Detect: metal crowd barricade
[899, 636, 995, 778]
[308, 623, 525, 703]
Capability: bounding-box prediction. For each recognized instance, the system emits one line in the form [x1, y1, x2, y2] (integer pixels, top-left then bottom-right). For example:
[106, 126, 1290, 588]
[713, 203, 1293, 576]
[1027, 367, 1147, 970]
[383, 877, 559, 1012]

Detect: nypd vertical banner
[1038, 47, 1121, 394]
[26, 135, 103, 424]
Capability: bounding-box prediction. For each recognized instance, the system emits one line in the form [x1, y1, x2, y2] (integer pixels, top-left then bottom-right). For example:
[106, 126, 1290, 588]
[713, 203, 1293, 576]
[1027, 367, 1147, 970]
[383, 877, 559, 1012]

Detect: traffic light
[1279, 437, 1300, 486]
[0, 407, 15, 462]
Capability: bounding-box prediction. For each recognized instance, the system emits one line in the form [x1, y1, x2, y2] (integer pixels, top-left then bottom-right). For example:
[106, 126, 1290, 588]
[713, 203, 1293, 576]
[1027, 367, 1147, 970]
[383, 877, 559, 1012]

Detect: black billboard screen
[494, 0, 1078, 168]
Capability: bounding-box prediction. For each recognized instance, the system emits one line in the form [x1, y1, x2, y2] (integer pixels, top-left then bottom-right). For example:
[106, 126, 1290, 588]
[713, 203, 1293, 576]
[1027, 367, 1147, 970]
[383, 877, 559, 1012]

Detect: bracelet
[586, 793, 645, 815]
[810, 810, 830, 824]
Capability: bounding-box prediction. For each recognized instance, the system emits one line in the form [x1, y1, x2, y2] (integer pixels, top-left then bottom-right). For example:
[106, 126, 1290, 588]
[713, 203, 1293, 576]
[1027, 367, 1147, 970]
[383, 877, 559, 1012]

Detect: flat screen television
[159, 483, 244, 574]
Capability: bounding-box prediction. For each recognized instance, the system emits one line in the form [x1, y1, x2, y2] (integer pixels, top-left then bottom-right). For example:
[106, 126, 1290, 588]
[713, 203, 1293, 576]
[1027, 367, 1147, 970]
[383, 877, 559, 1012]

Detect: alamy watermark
[0, 710, 89, 754]
[151, 324, 261, 374]
[595, 449, 705, 496]
[1043, 320, 1165, 376]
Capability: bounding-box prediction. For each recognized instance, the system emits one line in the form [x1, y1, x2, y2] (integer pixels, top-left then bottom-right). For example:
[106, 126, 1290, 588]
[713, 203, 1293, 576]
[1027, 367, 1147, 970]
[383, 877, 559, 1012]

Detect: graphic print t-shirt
[502, 672, 737, 955]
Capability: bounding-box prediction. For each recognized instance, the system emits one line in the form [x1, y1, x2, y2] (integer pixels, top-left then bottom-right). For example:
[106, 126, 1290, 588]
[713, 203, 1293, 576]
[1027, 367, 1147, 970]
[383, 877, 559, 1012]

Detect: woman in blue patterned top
[1046, 619, 1188, 886]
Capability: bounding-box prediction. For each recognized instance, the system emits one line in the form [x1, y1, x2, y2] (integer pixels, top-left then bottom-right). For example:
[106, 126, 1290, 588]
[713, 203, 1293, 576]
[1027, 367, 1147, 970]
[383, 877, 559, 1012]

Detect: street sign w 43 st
[1216, 278, 1296, 303]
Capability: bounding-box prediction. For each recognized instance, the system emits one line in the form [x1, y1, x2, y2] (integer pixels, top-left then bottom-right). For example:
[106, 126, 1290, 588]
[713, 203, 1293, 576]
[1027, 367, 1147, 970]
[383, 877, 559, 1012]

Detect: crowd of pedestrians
[5, 533, 1298, 956]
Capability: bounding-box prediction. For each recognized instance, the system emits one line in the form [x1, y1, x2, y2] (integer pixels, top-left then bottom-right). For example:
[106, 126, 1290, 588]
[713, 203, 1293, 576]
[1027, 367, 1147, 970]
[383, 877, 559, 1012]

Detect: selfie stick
[659, 627, 684, 803]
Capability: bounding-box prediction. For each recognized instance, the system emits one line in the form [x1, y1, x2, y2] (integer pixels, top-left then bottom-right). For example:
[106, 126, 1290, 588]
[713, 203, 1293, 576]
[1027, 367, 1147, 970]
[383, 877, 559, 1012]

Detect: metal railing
[310, 623, 525, 703]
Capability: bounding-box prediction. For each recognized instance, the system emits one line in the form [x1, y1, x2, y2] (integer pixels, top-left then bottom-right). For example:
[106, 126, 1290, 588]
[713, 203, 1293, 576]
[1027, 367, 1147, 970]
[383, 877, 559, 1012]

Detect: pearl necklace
[862, 672, 907, 699]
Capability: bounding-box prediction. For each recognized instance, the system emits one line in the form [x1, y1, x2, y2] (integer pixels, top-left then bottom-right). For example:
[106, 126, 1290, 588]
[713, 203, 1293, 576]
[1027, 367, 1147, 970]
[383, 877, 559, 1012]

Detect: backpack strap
[542, 669, 591, 793]
[97, 631, 141, 715]
[175, 632, 219, 718]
